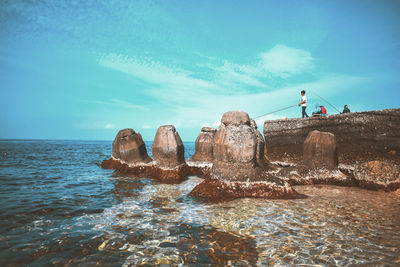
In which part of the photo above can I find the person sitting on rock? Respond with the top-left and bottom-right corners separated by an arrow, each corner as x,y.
342,105 -> 350,114
313,105 -> 327,116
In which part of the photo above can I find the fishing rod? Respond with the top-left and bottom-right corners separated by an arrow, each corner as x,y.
312,92 -> 342,114
253,92 -> 341,119
253,104 -> 298,119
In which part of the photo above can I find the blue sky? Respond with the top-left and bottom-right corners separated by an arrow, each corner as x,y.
1,0 -> 399,141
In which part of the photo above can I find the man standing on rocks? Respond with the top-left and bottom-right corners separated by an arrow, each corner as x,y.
298,90 -> 309,118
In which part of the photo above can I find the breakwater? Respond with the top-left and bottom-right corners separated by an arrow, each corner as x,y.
101,109 -> 400,198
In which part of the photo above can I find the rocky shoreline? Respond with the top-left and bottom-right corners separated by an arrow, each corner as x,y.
262,109 -> 400,192
263,108 -> 400,165
99,109 -> 400,202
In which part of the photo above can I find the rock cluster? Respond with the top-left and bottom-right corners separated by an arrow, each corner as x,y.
263,109 -> 400,165
268,129 -> 400,192
101,126 -> 203,183
263,109 -> 400,192
100,108 -> 400,197
190,111 -> 299,202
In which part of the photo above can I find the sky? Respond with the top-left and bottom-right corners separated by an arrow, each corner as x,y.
0,0 -> 399,141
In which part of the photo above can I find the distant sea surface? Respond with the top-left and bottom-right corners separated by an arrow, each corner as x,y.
1,139 -> 400,266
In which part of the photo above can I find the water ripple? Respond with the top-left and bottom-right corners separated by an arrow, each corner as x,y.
0,140 -> 399,266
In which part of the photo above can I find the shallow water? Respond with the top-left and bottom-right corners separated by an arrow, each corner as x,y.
0,140 -> 399,266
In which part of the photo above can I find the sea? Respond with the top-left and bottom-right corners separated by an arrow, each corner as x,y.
0,139 -> 399,266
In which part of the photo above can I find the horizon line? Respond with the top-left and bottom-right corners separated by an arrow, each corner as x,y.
0,138 -> 196,143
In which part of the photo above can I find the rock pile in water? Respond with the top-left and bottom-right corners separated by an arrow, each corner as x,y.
268,115 -> 400,192
101,126 -> 197,183
263,109 -> 400,165
99,108 -> 400,196
190,111 -> 299,202
274,130 -> 352,187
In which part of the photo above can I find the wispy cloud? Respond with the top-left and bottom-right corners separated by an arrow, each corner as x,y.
105,123 -> 116,129
258,45 -> 314,78
209,61 -> 265,90
75,121 -> 117,130
169,74 -> 367,129
96,45 -> 366,131
97,44 -> 315,99
80,98 -> 149,111
98,54 -> 215,90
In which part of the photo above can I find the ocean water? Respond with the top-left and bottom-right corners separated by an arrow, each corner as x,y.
0,140 -> 399,266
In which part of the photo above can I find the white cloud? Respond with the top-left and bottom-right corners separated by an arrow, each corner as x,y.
141,124 -> 151,129
75,121 -> 118,130
210,61 -> 265,89
105,123 -> 116,129
172,74 -> 367,128
98,53 -> 215,91
259,45 -> 314,77
97,45 -> 314,103
96,47 -> 366,133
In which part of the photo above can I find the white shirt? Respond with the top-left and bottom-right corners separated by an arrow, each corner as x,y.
301,95 -> 307,107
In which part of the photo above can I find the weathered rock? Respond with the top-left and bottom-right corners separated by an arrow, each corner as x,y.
270,158 -> 400,191
186,161 -> 212,178
190,110 -> 299,201
263,109 -> 400,165
112,128 -> 152,164
303,130 -> 338,169
261,109 -> 400,192
221,110 -> 251,126
99,158 -> 189,183
354,161 -> 400,191
274,164 -> 356,187
251,119 -> 266,167
99,157 -> 126,170
99,126 -> 204,183
190,177 -> 300,202
190,127 -> 216,162
212,111 -> 258,181
99,157 -> 209,183
152,125 -> 185,168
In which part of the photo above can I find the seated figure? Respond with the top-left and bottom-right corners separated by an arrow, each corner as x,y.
343,105 -> 350,114
312,105 -> 327,117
